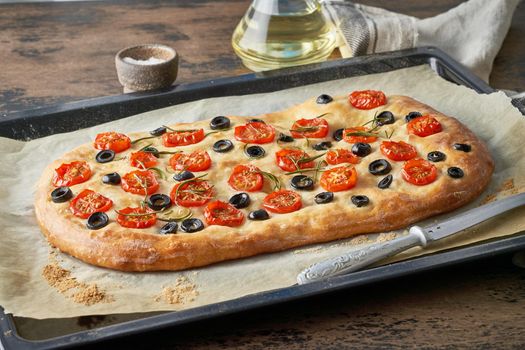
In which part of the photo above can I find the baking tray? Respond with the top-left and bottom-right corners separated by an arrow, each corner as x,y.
1,47 -> 524,349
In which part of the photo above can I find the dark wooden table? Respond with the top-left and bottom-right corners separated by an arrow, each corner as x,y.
2,0 -> 525,348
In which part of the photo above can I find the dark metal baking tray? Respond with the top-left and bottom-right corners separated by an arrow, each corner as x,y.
1,46 -> 524,349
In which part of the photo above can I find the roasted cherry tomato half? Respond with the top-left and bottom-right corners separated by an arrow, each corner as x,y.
348,90 -> 387,110
401,158 -> 438,186
169,150 -> 211,172
290,117 -> 329,139
70,189 -> 113,219
275,148 -> 315,172
228,164 -> 264,192
320,166 -> 358,192
116,206 -> 157,229
130,151 -> 158,169
93,132 -> 131,153
121,170 -> 159,195
326,149 -> 359,165
170,179 -> 214,207
52,161 -> 91,187
263,190 -> 302,214
162,129 -> 205,147
407,115 -> 442,137
380,141 -> 417,161
343,126 -> 378,144
204,200 -> 245,227
234,121 -> 275,144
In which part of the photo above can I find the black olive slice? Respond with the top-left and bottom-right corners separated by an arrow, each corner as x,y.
352,142 -> 372,157
146,194 -> 172,211
150,126 -> 167,136
453,143 -> 471,152
51,186 -> 73,203
351,195 -> 370,208
405,111 -> 422,122
369,159 -> 392,175
427,151 -> 446,162
376,111 -> 395,125
314,191 -> 334,204
180,218 -> 204,233
333,128 -> 344,141
210,116 -> 231,130
142,146 -> 160,158
316,94 -> 333,104
245,145 -> 265,158
290,175 -> 314,191
312,141 -> 332,151
229,193 -> 251,209
249,118 -> 265,123
102,172 -> 121,185
248,209 -> 270,221
213,139 -> 234,153
86,212 -> 109,230
448,167 -> 464,178
95,149 -> 115,163
378,174 -> 393,189
173,170 -> 195,182
160,222 -> 178,234
278,133 -> 294,143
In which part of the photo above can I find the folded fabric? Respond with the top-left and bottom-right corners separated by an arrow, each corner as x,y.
321,0 -> 521,82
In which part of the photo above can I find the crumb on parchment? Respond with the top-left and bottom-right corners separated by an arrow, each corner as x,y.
481,178 -> 517,204
42,252 -> 114,306
155,276 -> 199,305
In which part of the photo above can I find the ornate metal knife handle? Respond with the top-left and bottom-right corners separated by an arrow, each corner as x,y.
297,227 -> 428,284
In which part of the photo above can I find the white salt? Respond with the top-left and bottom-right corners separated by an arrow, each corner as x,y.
122,57 -> 166,65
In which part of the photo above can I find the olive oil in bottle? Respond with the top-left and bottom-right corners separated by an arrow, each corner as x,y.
232,0 -> 336,71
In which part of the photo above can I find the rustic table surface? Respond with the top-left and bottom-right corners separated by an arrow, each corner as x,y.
1,0 -> 524,348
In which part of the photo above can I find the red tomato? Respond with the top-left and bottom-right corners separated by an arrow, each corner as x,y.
204,200 -> 244,227
228,164 -> 264,192
326,149 -> 359,165
52,161 -> 91,187
343,126 -> 378,144
263,190 -> 302,214
234,121 -> 275,144
290,117 -> 329,138
94,132 -> 131,153
407,115 -> 442,137
130,151 -> 158,169
121,170 -> 159,195
70,189 -> 113,219
169,150 -> 211,172
116,206 -> 157,229
275,148 -> 315,172
401,158 -> 438,186
320,166 -> 358,192
170,179 -> 214,207
380,141 -> 417,161
348,90 -> 387,110
162,129 -> 205,147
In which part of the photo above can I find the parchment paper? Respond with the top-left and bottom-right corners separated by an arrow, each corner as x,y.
1,65 -> 524,319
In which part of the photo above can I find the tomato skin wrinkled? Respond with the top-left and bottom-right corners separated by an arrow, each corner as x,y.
116,206 -> 157,229
234,122 -> 275,144
94,132 -> 131,153
290,117 -> 329,139
343,126 -> 378,144
228,165 -> 264,192
263,190 -> 302,214
169,150 -> 211,172
204,200 -> 244,227
320,166 -> 358,192
70,189 -> 113,219
275,149 -> 314,172
348,90 -> 387,110
407,116 -> 442,137
401,158 -> 438,186
162,129 -> 205,147
380,141 -> 417,161
121,170 -> 159,195
52,161 -> 92,187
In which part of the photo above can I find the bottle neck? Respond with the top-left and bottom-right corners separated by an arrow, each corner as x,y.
251,0 -> 319,16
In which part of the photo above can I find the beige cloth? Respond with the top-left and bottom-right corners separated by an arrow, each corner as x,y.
322,0 -> 522,82
0,65 -> 524,319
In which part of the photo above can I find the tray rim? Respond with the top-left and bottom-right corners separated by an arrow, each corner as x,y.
1,46 -> 522,349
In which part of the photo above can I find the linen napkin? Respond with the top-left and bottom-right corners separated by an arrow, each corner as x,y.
321,0 -> 521,82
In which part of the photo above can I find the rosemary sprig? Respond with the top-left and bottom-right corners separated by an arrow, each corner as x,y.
148,167 -> 167,180
384,128 -> 395,139
205,130 -> 222,137
157,207 -> 193,222
314,160 -> 328,182
297,152 -> 326,164
173,173 -> 210,205
259,171 -> 281,191
162,125 -> 199,133
284,167 -> 325,176
345,131 -> 379,138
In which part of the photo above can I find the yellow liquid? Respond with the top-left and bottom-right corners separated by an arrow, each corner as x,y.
232,0 -> 336,71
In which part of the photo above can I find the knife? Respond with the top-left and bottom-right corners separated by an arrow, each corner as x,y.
297,192 -> 525,285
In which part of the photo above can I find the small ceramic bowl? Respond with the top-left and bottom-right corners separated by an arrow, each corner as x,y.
115,44 -> 179,92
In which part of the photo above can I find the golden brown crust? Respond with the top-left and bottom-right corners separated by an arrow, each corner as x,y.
34,95 -> 494,271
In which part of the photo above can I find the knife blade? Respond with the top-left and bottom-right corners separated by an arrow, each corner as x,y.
297,192 -> 525,285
